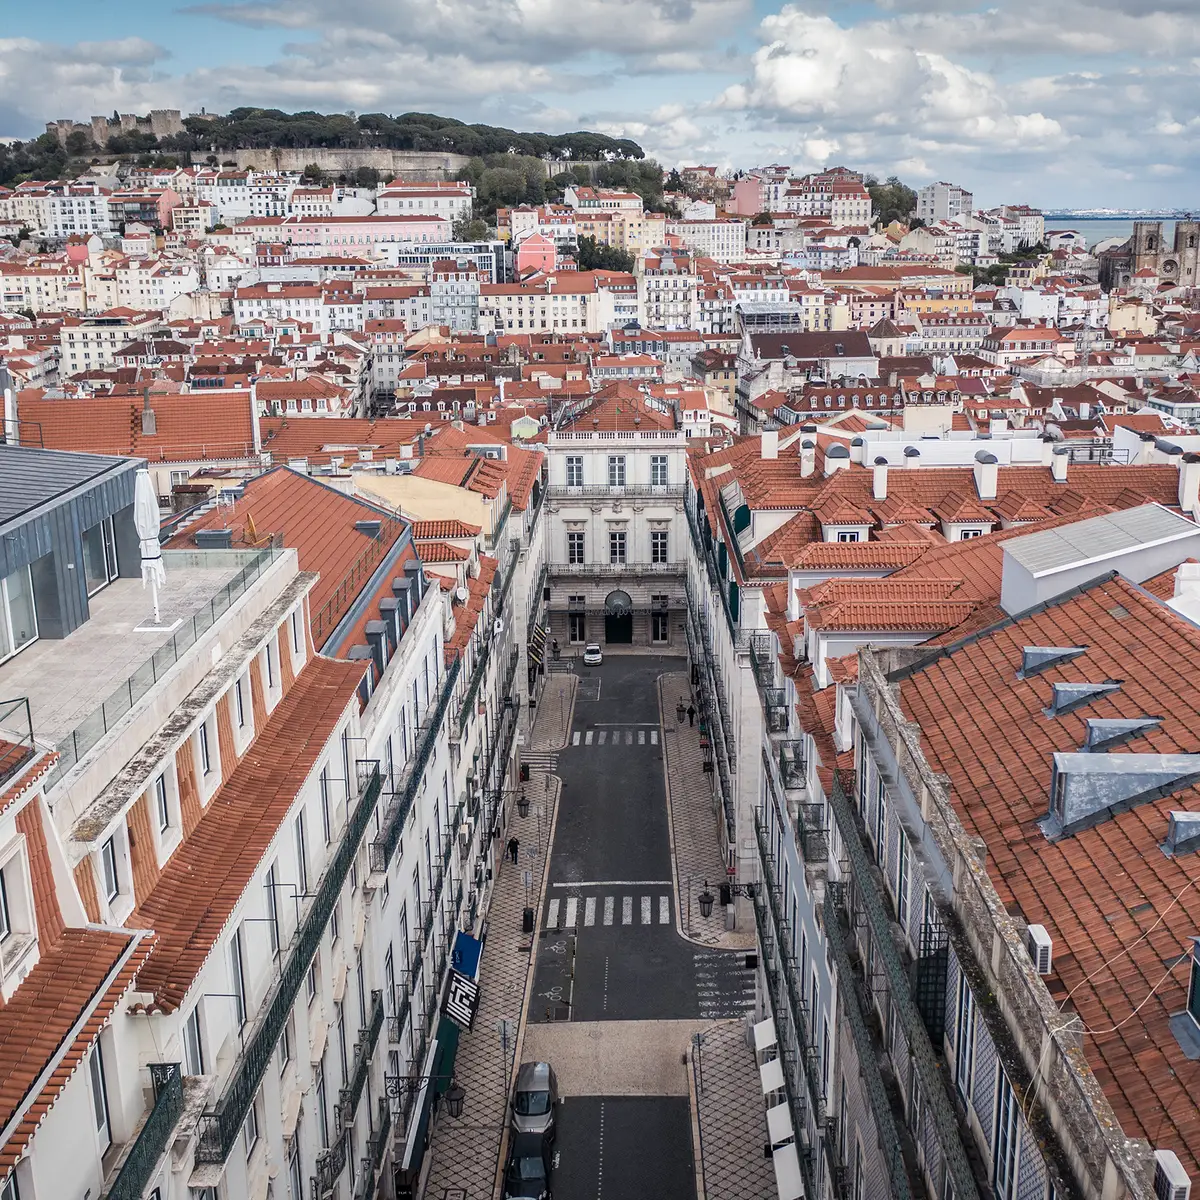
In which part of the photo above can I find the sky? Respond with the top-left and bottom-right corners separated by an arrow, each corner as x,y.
2,0 -> 1198,209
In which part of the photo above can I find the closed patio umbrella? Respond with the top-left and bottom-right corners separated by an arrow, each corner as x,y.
134,468 -> 165,623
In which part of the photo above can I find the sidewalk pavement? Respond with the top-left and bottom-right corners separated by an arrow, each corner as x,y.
659,672 -> 755,951
691,1020 -> 777,1200
420,674 -> 577,1200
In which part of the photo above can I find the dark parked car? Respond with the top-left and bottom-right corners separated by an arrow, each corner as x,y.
512,1061 -> 558,1137
504,1129 -> 553,1199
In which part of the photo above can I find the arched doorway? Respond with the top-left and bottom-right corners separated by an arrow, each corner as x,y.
604,589 -> 633,644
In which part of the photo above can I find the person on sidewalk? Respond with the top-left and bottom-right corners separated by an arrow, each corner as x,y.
687,703 -> 696,727
507,836 -> 520,864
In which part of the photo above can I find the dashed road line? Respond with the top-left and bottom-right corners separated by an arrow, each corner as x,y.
546,898 -> 560,926
659,895 -> 670,924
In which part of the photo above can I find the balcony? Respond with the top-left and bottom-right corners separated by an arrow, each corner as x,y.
825,775 -> 977,1200
339,990 -> 385,1129
369,656 -> 461,875
548,483 -> 685,501
551,560 -> 686,577
195,763 -> 383,1167
103,1064 -> 184,1200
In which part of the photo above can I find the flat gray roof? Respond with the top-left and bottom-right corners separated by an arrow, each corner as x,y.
1003,504 -> 1199,576
0,444 -> 138,527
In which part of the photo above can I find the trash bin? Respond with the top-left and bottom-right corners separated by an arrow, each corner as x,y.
522,907 -> 535,933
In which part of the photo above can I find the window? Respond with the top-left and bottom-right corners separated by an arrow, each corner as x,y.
874,780 -> 887,857
154,773 -> 170,832
265,640 -> 276,690
234,678 -> 246,728
609,531 -> 626,565
0,870 -> 9,943
955,974 -> 976,1104
266,863 -> 281,955
960,528 -> 983,540
183,1005 -> 204,1075
199,722 -> 212,775
315,1059 -> 330,1148
81,516 -> 119,596
607,455 -> 626,487
320,767 -> 332,844
853,1141 -> 864,1200
652,611 -> 669,643
89,1041 -> 111,1153
0,566 -> 38,663
896,829 -> 910,931
836,530 -> 860,543
330,898 -> 341,945
295,810 -> 309,894
568,612 -> 586,643
243,1093 -> 260,1159
335,1001 -> 348,1083
101,835 -> 120,902
291,608 -> 302,653
288,1133 -> 303,1199
650,455 -> 668,487
231,925 -> 248,1027
566,456 -> 583,486
651,531 -> 668,564
568,531 -> 585,564
280,1011 -> 294,1075
993,1070 -> 1019,1199
1187,941 -> 1200,1027
307,954 -> 319,1005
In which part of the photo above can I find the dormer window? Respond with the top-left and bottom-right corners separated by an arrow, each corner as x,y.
1188,940 -> 1200,1029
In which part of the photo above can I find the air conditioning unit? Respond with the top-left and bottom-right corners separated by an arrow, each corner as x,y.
1155,1150 -> 1191,1200
458,819 -> 473,849
1026,924 -> 1053,975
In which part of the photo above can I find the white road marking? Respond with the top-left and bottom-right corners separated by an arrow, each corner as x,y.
659,896 -> 670,924
641,896 -> 651,924
650,730 -> 658,744
546,899 -> 560,926
551,880 -> 671,888
603,896 -> 614,925
625,730 -> 633,745
638,730 -> 645,745
565,897 -> 578,927
598,730 -> 607,745
572,731 -> 581,745
585,730 -> 594,745
622,896 -> 633,925
585,897 -> 596,926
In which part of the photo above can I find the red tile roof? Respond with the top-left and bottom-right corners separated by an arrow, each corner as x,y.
0,928 -> 152,1172
411,519 -> 481,540
895,575 -> 1200,1175
16,388 -> 256,461
559,384 -> 677,434
129,656 -> 365,1013
165,467 -> 406,648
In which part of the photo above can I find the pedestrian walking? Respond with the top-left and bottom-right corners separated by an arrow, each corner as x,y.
687,703 -> 696,727
507,836 -> 520,864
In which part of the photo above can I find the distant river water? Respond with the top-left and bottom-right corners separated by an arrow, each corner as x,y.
1043,217 -> 1176,249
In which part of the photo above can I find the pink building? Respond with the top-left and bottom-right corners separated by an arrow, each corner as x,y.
515,233 -> 557,276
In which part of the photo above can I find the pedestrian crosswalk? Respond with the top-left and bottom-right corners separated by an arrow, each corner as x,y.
544,890 -> 674,930
571,726 -> 659,747
521,751 -> 559,771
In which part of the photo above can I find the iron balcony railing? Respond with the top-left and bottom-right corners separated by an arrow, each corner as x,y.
824,881 -> 914,1200
551,560 -> 686,576
762,747 -> 827,867
485,498 -> 513,552
826,776 -> 979,1200
547,482 -> 685,500
196,763 -> 383,1166
526,561 -> 549,641
370,656 -> 461,874
458,547 -> 521,727
103,1063 -> 183,1200
339,990 -> 384,1129
388,983 -> 412,1045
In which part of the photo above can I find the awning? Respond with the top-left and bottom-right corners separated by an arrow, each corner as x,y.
759,1057 -> 785,1095
753,1016 -> 778,1053
766,1101 -> 793,1148
773,1142 -> 805,1200
528,623 -> 547,666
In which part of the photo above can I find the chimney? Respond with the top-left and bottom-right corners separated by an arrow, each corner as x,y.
1179,452 -> 1200,515
799,439 -> 816,478
761,429 -> 778,460
872,456 -> 888,500
824,444 -> 850,476
3,384 -> 16,443
141,386 -> 157,436
250,381 -> 261,454
973,450 -> 998,500
1078,400 -> 1090,420
1136,431 -> 1157,465
1051,445 -> 1069,482
889,370 -> 898,388
904,445 -> 921,468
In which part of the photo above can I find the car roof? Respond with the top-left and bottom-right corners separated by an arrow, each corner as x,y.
511,1130 -> 547,1155
516,1061 -> 552,1090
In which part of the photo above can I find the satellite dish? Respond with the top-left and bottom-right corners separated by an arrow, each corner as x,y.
493,618 -> 505,634
454,585 -> 469,603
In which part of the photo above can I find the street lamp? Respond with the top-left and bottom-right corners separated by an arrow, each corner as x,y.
676,699 -> 687,724
517,791 -> 530,819
445,1081 -> 466,1119
384,1073 -> 466,1119
698,882 -> 715,919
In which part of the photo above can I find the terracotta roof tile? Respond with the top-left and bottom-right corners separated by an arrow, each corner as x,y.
410,519 -> 481,540
128,656 -> 365,1012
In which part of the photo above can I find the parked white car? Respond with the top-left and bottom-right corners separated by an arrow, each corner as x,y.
582,643 -> 603,665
